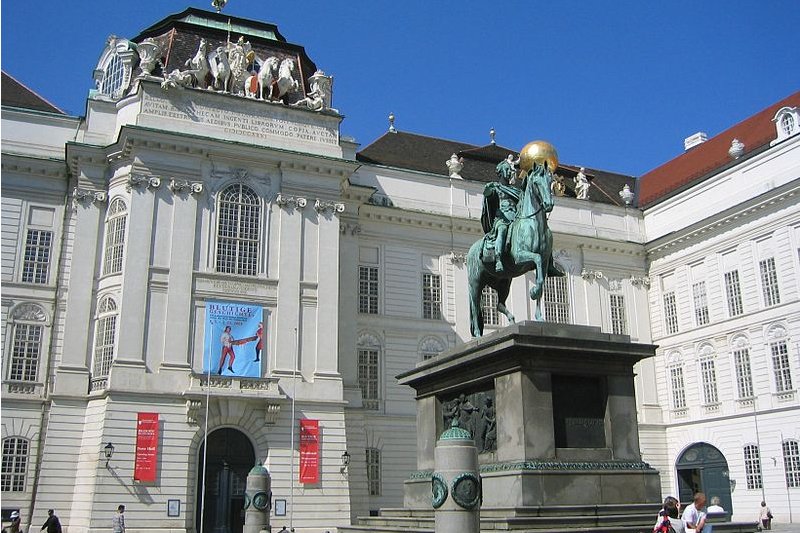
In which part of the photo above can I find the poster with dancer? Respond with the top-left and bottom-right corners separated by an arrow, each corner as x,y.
203,301 -> 264,377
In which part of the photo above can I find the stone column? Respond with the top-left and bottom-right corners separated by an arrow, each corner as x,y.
433,426 -> 481,533
243,464 -> 271,533
54,190 -> 105,395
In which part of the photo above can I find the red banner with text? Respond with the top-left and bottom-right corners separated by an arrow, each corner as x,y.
134,412 -> 159,482
299,419 -> 319,484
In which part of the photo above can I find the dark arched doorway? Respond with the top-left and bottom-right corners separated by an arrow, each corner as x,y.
196,428 -> 256,533
676,442 -> 732,516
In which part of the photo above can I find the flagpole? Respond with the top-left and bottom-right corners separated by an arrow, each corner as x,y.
289,327 -> 298,531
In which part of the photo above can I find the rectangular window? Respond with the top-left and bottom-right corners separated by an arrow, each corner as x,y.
744,445 -> 763,490
734,348 -> 754,399
422,273 -> 442,320
700,358 -> 719,404
663,291 -> 679,335
21,229 -> 52,284
1,438 -> 28,492
759,257 -> 781,307
358,349 -> 379,410
481,286 -> 499,326
692,281 -> 710,326
358,266 -> 379,314
609,294 -> 627,335
366,447 -> 381,496
724,270 -> 744,317
771,341 -> 793,393
670,366 -> 686,410
9,323 -> 42,382
783,440 -> 800,488
543,276 -> 570,324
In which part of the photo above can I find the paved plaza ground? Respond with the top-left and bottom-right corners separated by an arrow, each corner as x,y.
762,524 -> 800,532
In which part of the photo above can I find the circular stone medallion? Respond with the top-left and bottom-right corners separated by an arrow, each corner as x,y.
451,472 -> 481,510
431,472 -> 448,509
252,490 -> 271,511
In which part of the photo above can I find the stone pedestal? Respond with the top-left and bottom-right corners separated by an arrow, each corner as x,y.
243,464 -> 271,533
433,427 -> 480,533
398,322 -> 661,510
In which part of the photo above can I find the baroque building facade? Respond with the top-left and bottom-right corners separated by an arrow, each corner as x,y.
1,7 -> 798,533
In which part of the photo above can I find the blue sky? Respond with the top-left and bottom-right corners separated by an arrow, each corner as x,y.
2,1 -> 798,176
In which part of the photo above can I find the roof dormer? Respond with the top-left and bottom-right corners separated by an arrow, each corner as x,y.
771,105 -> 799,146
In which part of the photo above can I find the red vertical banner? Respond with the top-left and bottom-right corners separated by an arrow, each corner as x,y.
299,419 -> 319,484
134,412 -> 159,482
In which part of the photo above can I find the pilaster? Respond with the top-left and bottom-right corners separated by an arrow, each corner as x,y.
274,194 -> 306,373
314,199 -> 344,377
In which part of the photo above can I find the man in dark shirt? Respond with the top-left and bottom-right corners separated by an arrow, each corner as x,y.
41,510 -> 61,533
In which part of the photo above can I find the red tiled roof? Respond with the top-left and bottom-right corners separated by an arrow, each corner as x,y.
639,91 -> 800,207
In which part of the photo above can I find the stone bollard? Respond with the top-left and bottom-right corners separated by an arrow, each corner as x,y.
432,425 -> 481,533
243,463 -> 272,533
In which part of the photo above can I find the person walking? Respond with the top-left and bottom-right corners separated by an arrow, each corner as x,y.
2,512 -> 21,533
759,501 -> 772,530
41,510 -> 61,533
111,505 -> 125,533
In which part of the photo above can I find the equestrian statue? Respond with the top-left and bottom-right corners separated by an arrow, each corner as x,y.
466,140 -> 564,337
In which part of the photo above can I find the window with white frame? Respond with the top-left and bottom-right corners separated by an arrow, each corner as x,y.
669,365 -> 687,410
420,337 -> 445,361
359,266 -> 379,314
366,447 -> 381,496
759,257 -> 781,307
357,333 -> 381,410
543,276 -> 570,324
724,270 -> 744,317
609,293 -> 627,335
733,345 -> 754,399
103,198 -> 127,275
770,340 -> 793,393
422,273 -> 442,320
92,296 -> 118,380
663,292 -> 679,335
21,229 -> 52,284
783,440 -> 800,488
699,352 -> 719,405
1,437 -> 29,492
8,322 -> 42,382
692,281 -> 710,326
216,184 -> 260,276
100,54 -> 125,96
481,286 -> 499,326
782,114 -> 796,136
773,106 -> 800,143
743,444 -> 763,490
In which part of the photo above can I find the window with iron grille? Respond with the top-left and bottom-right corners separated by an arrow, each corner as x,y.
692,281 -> 709,326
543,276 -> 570,324
743,444 -> 763,490
734,348 -> 754,399
366,447 -> 381,496
1,437 -> 28,492
103,198 -> 127,275
358,349 -> 379,410
670,366 -> 687,410
92,297 -> 118,379
422,273 -> 442,320
783,440 -> 800,488
8,323 -> 42,382
759,257 -> 781,307
724,270 -> 744,316
359,266 -> 379,314
481,286 -> 499,326
700,357 -> 719,405
771,341 -> 793,393
663,291 -> 679,335
22,230 -> 52,284
609,294 -> 627,335
216,184 -> 260,276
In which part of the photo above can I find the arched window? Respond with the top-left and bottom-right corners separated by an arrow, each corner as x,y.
781,113 -> 796,137
731,335 -> 754,399
667,351 -> 686,411
698,344 -> 719,405
216,184 -> 260,276
419,336 -> 445,361
100,54 -> 125,97
1,437 -> 29,492
92,296 -> 118,383
7,303 -> 47,382
103,198 -> 127,275
357,333 -> 381,411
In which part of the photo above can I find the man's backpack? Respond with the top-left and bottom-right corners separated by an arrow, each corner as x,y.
654,516 -> 676,533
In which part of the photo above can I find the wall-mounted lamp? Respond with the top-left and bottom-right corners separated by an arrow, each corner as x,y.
103,442 -> 115,468
340,450 -> 351,475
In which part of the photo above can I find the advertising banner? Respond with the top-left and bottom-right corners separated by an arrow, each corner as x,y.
203,301 -> 264,377
299,419 -> 320,484
133,412 -> 159,482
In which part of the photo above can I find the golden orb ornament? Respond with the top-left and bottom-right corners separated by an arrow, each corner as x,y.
518,140 -> 558,173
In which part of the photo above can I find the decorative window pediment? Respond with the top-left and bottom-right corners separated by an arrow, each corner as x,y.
10,302 -> 48,323
772,106 -> 800,145
419,336 -> 445,361
92,36 -> 139,99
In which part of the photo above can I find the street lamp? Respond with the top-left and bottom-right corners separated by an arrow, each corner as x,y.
340,450 -> 351,475
103,442 -> 115,468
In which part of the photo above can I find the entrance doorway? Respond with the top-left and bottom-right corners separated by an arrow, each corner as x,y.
676,442 -> 733,516
196,428 -> 256,533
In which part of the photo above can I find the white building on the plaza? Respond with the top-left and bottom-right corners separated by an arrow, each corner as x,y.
1,7 -> 798,532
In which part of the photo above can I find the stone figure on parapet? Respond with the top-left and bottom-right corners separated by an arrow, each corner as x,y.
574,167 -> 590,199
466,141 -> 564,336
292,70 -> 336,113
446,154 -> 464,178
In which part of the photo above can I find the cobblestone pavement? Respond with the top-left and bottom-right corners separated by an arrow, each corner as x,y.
764,524 -> 800,532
